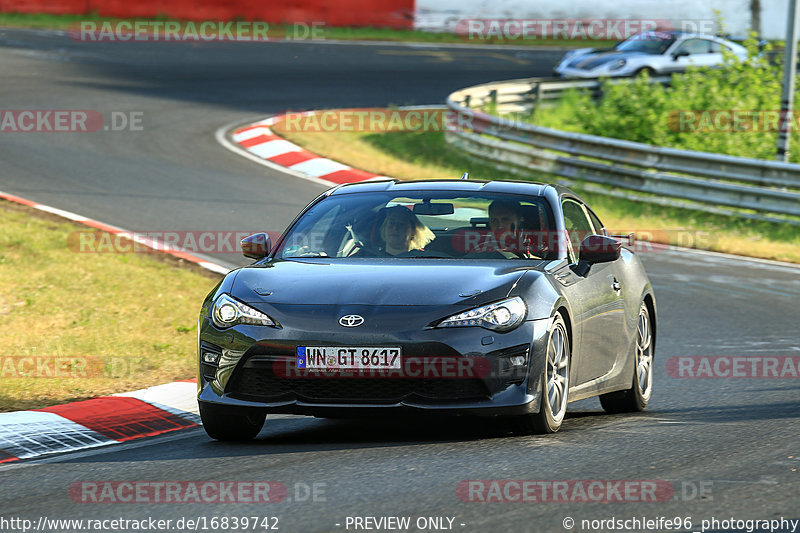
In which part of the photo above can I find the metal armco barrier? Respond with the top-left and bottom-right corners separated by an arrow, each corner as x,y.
445,77 -> 800,223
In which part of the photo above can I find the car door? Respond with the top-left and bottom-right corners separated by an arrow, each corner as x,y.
561,198 -> 626,385
666,38 -> 722,72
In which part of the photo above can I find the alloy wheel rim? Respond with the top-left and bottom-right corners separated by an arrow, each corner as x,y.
636,305 -> 653,400
546,322 -> 569,422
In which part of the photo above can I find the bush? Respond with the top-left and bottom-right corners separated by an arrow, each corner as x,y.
524,37 -> 800,162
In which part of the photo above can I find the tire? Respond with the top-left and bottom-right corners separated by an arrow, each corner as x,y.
514,313 -> 571,434
600,302 -> 654,413
634,67 -> 656,77
199,402 -> 266,441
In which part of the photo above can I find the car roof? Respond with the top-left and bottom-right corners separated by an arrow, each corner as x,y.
328,178 -> 554,197
641,30 -> 729,41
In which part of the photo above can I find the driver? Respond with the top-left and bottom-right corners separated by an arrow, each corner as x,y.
488,200 -> 543,258
488,200 -> 522,251
380,206 -> 435,255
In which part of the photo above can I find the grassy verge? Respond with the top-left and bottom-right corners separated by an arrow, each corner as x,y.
0,12 -> 613,47
280,127 -> 800,263
0,199 -> 221,412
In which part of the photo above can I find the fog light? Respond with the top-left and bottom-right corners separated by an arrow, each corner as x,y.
509,356 -> 526,366
202,351 -> 221,364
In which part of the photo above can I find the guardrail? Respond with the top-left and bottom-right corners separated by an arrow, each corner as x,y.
445,77 -> 800,224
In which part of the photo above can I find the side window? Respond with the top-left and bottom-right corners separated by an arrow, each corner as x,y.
561,199 -> 593,262
587,208 -> 606,235
710,41 -> 731,53
675,38 -> 712,55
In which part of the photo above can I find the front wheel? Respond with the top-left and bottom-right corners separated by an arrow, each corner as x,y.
634,67 -> 656,77
515,313 -> 570,434
199,402 -> 266,441
600,302 -> 654,413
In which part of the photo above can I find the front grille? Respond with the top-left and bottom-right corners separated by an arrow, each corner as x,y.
226,358 -> 490,403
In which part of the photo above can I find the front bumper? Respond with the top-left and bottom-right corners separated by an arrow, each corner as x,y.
554,66 -> 627,78
197,315 -> 553,418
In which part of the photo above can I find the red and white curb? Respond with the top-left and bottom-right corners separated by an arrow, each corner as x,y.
218,111 -> 398,187
0,190 -> 235,463
0,380 -> 200,463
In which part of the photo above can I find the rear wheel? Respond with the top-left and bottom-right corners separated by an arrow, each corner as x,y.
515,314 -> 570,434
600,302 -> 654,413
199,402 -> 266,441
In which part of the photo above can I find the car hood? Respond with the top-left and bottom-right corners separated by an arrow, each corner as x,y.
231,259 -> 537,307
568,50 -> 643,70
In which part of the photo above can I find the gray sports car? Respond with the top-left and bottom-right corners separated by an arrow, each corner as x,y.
197,179 -> 656,439
554,30 -> 747,78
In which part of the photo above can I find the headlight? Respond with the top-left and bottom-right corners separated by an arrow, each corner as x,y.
437,297 -> 526,332
609,59 -> 627,70
212,294 -> 279,328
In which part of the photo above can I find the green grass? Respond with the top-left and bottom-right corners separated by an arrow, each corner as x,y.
0,200 -> 221,412
0,11 -> 616,47
280,127 -> 800,263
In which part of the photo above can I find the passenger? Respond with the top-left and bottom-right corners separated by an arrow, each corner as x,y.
380,206 -> 435,255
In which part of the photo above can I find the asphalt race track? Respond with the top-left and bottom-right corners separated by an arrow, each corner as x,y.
1,28 -> 799,533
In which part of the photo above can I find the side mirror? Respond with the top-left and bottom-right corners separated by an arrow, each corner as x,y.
241,233 -> 271,259
672,50 -> 690,61
579,235 -> 621,264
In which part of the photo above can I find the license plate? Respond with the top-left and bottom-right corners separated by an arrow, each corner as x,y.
296,346 -> 401,370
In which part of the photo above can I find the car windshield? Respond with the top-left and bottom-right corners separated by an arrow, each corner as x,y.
615,31 -> 677,54
275,190 -> 558,260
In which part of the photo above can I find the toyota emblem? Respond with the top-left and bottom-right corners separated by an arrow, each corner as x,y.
339,314 -> 365,327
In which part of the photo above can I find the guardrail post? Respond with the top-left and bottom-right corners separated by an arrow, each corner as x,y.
489,89 -> 497,111
593,82 -> 604,102
531,82 -> 544,120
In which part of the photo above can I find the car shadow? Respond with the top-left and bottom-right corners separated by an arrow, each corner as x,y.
207,409 -> 614,451
58,407 -> 647,465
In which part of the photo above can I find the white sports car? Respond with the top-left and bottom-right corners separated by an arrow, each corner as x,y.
554,30 -> 748,78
